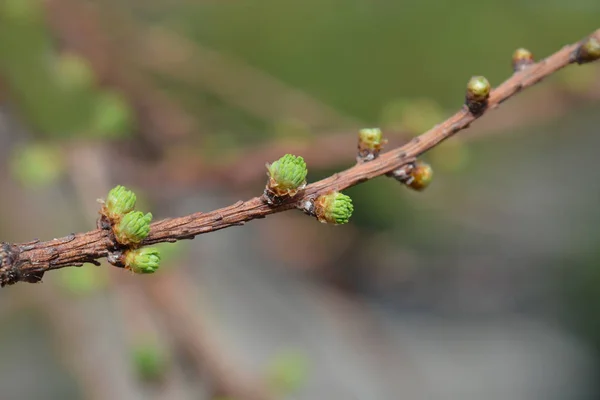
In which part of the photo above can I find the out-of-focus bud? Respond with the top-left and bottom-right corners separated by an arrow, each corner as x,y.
512,48 -> 534,71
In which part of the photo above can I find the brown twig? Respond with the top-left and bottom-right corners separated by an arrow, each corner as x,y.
1,29 -> 598,286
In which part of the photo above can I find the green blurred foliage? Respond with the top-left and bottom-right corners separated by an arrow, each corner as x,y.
265,349 -> 310,396
0,0 -> 135,139
554,63 -> 600,94
54,52 -> 96,93
9,142 -> 66,188
131,336 -> 169,382
89,90 -> 135,139
55,266 -> 110,297
380,98 -> 447,134
427,138 -> 471,173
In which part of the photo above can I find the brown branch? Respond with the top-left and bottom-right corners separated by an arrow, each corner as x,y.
1,29 -> 598,287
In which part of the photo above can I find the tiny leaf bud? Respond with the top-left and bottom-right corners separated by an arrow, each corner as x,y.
103,185 -> 137,221
575,36 -> 600,64
314,192 -> 354,225
265,154 -> 308,204
512,48 -> 534,71
114,211 -> 152,245
395,161 -> 433,191
465,76 -> 491,115
357,128 -> 387,161
124,247 -> 161,274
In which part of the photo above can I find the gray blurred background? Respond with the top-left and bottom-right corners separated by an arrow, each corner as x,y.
0,0 -> 599,399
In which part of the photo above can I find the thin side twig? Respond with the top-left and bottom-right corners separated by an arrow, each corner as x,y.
1,29 -> 598,286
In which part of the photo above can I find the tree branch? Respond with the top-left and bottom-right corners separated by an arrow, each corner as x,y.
2,29 -> 598,287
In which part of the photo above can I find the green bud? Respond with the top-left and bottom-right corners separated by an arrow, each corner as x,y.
465,76 -> 491,114
114,211 -> 152,245
575,36 -> 600,64
512,48 -> 534,71
314,192 -> 354,225
357,128 -> 386,161
125,247 -> 161,274
266,154 -> 308,199
104,185 -> 137,221
358,128 -> 384,150
57,267 -> 109,296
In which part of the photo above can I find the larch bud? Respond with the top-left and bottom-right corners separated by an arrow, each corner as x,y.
124,247 -> 161,274
357,128 -> 386,161
405,160 -> 433,191
465,76 -> 491,115
512,48 -> 534,71
114,211 -> 152,245
575,36 -> 600,64
103,185 -> 137,221
314,192 -> 354,225
265,154 -> 308,204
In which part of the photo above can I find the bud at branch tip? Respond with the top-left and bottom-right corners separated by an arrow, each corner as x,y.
575,35 -> 600,64
102,185 -> 137,221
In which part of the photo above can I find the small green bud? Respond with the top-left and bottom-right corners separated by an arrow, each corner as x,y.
512,48 -> 534,71
103,185 -> 137,221
357,128 -> 387,161
125,247 -> 161,274
314,192 -> 354,225
265,154 -> 308,201
575,35 -> 600,64
465,76 -> 491,115
114,211 -> 152,245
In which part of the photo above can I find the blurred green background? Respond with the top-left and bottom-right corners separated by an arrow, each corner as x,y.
0,0 -> 599,399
